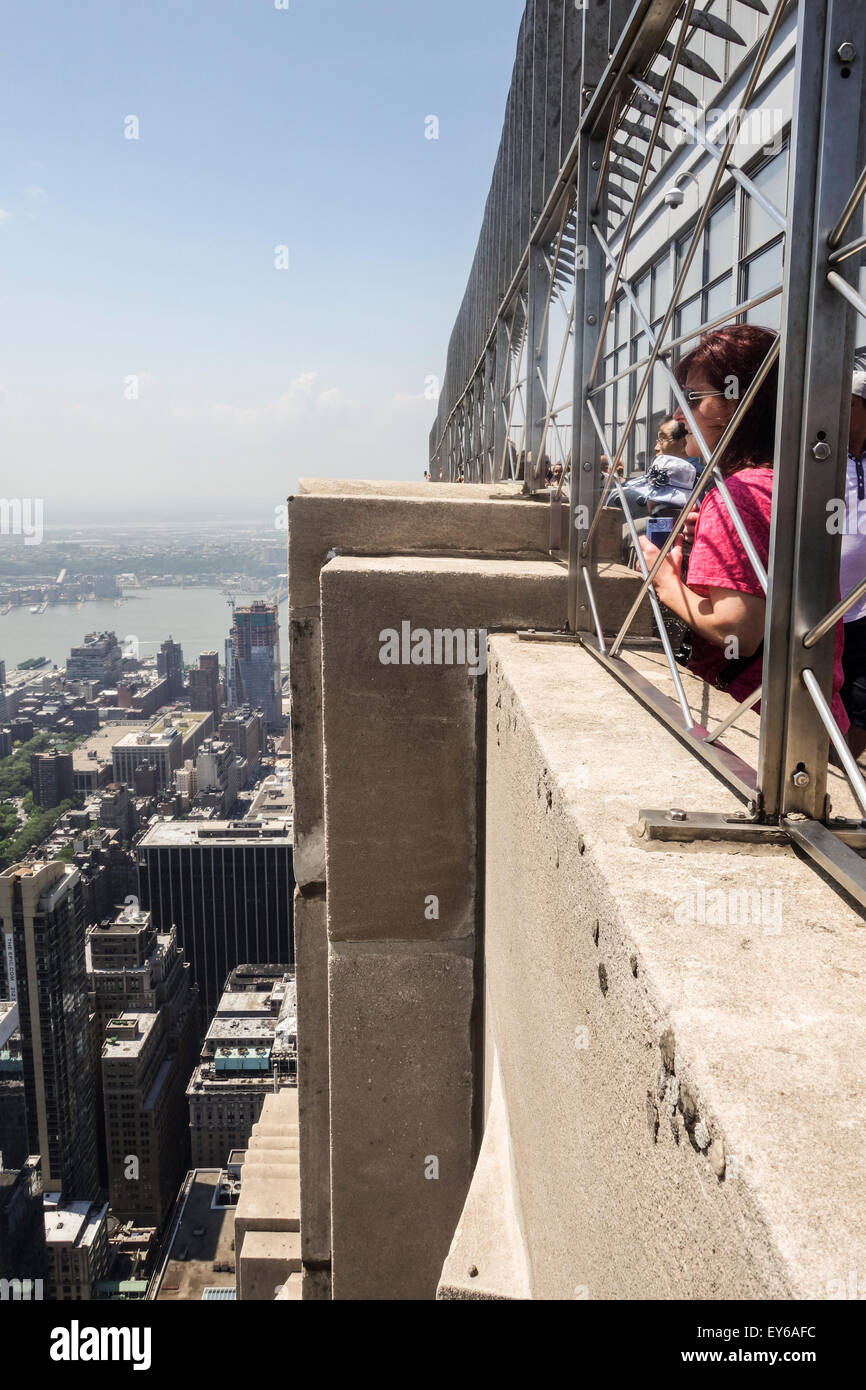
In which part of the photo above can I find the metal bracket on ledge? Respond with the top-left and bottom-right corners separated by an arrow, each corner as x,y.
637,808 -> 866,850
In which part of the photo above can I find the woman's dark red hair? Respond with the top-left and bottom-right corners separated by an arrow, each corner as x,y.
674,324 -> 779,475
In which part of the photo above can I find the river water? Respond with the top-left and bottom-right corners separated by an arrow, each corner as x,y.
0,588 -> 288,673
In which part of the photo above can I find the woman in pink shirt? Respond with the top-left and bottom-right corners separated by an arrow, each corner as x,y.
638,324 -> 849,733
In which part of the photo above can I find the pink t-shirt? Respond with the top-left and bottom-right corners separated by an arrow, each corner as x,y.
686,467 -> 850,732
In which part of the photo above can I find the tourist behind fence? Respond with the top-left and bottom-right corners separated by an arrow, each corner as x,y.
840,372 -> 866,757
654,414 -> 690,460
638,324 -> 849,730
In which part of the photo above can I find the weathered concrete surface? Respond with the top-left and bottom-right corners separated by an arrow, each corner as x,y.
320,555 -> 567,942
236,1090 -> 302,1299
437,1050 -> 531,1300
328,943 -> 475,1301
288,482 -> 571,891
294,889 -> 330,1277
237,1231 -> 302,1301
484,635 -> 866,1299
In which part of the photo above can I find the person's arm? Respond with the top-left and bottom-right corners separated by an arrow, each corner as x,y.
638,534 -> 765,654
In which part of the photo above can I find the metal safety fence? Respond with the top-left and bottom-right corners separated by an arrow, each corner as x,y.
431,0 -> 866,910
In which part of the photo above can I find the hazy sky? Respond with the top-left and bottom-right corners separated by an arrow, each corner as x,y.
0,0 -> 525,519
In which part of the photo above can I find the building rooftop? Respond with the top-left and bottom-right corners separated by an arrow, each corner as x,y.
151,1170 -> 236,1301
215,990 -> 273,1016
102,1011 -> 157,1059
246,771 -> 294,822
205,1017 -> 277,1044
138,819 -> 291,847
73,723 -> 146,772
113,726 -> 180,752
44,1197 -> 108,1248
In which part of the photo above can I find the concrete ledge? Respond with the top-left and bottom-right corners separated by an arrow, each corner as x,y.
238,1231 -> 302,1301
288,484 -> 571,891
484,634 -> 866,1299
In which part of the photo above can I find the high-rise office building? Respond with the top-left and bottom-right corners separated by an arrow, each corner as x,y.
0,862 -> 100,1200
86,903 -> 198,1196
157,638 -> 185,700
226,602 -> 281,731
187,966 -> 297,1168
219,707 -> 266,773
66,632 -> 122,691
44,1195 -> 109,1300
0,1003 -> 28,1172
194,739 -> 239,816
0,728 -> 12,759
137,820 -> 294,1027
29,751 -> 74,808
0,1155 -> 47,1287
101,1008 -> 195,1227
188,652 -> 221,723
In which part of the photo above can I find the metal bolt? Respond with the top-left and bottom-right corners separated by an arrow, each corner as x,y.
791,770 -> 811,788
812,441 -> 831,460
582,461 -> 593,471
666,807 -> 687,822
837,42 -> 857,63
591,160 -> 600,170
586,314 -> 597,325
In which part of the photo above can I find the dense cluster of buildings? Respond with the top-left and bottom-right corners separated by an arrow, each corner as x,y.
0,603 -> 295,1300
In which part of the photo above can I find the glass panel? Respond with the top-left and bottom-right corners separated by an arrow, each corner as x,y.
744,241 -> 784,329
705,274 -> 733,325
675,295 -> 703,350
635,273 -> 651,327
707,199 -> 735,281
653,254 -> 672,320
745,148 -> 789,254
614,293 -> 628,347
678,231 -> 704,300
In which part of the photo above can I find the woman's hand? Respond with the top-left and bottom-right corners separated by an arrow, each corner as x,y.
683,508 -> 700,544
638,533 -> 684,599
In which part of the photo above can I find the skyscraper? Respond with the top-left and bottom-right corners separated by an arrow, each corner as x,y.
226,602 -> 282,731
188,651 -> 221,723
29,751 -> 74,808
66,632 -> 122,691
137,820 -> 294,1027
0,862 -> 99,1200
86,904 -> 199,1198
157,638 -> 185,700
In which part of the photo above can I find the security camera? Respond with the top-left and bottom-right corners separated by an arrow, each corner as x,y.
664,184 -> 685,208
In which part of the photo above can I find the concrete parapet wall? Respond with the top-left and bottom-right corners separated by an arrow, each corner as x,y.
288,483 -> 576,1297
288,480 -> 570,889
481,634 -> 866,1299
320,551 -> 570,1299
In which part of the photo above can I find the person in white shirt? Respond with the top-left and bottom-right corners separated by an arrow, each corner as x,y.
840,371 -> 866,757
